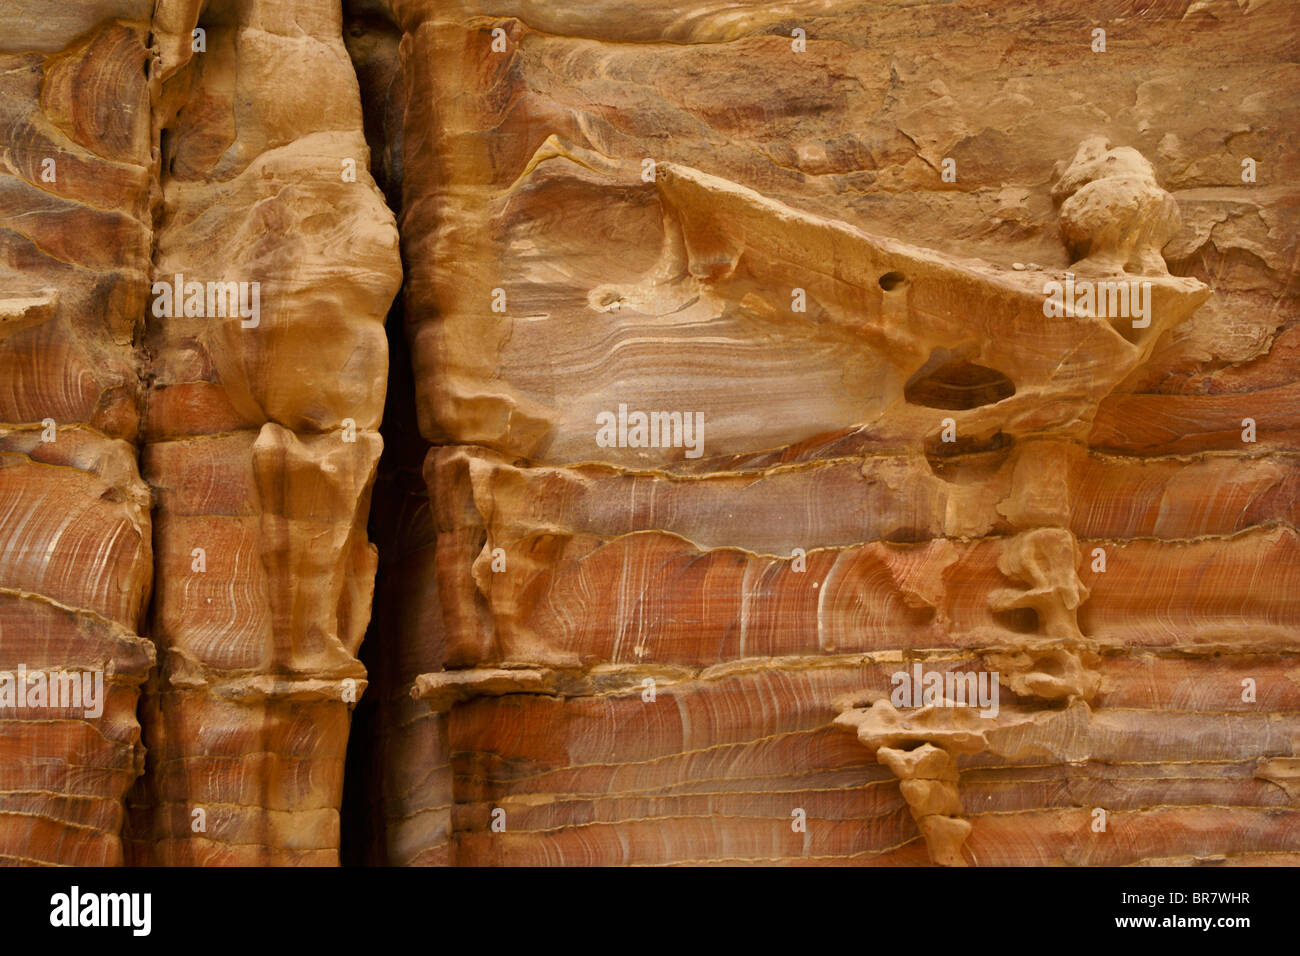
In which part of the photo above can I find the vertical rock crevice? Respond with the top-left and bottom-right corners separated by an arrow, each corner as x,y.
339,0 -> 449,866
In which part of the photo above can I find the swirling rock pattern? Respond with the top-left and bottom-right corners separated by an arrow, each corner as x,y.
0,0 -> 1297,868
125,0 -> 400,865
0,0 -> 399,866
376,0 -> 1299,866
0,7 -> 155,866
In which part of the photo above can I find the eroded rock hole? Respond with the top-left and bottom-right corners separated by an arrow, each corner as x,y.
993,607 -> 1040,634
905,351 -> 1016,410
878,271 -> 907,291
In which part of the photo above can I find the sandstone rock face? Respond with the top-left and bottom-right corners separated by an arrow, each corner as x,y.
126,0 -> 400,866
0,0 -> 1296,868
1,5 -> 156,866
1,0 -> 399,865
377,0 -> 1299,866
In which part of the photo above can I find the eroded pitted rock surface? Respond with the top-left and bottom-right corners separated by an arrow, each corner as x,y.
0,0 -> 399,865
371,0 -> 1299,866
0,0 -> 1296,867
1052,135 -> 1184,276
0,2 -> 157,866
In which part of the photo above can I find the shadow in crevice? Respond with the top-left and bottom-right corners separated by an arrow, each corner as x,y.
339,3 -> 430,867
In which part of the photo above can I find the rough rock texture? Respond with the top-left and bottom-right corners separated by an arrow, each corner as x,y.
125,0 -> 401,865
368,0 -> 1299,866
1,0 -> 399,865
1,3 -> 157,865
1,0 -> 1297,868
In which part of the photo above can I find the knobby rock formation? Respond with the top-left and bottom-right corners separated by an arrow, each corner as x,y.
1,0 -> 399,865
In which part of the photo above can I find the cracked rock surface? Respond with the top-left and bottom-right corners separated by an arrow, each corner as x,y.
0,0 -> 1296,866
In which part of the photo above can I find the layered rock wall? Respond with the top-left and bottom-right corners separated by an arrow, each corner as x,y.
0,0 -> 400,865
0,0 -> 1295,867
378,0 -> 1299,865
1,3 -> 157,865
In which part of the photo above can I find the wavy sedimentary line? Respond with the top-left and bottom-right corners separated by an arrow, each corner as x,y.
0,718 -> 141,760
408,117 -> 1212,463
435,658 -> 1300,864
450,742 -> 896,794
146,839 -> 336,866
451,761 -> 895,797
390,3 -> 1300,870
426,522 -> 1297,666
430,444 -> 1299,555
453,814 -> 911,866
475,518 -> 1298,557
419,429 -> 1300,478
441,780 -> 1294,874
474,142 -> 1210,466
636,428 -> 1299,475
387,1 -> 862,45
445,762 -> 1297,808
456,521 -> 1300,555
446,794 -> 1293,837
452,804 -> 911,837
0,12 -> 157,867
441,667 -> 1300,764
1090,384 -> 1300,455
1127,852 -> 1300,867
421,460 -> 1294,858
0,502 -> 147,626
962,807 -> 1300,867
131,688 -> 356,863
126,0 -> 401,865
447,712 -> 1300,785
0,585 -> 153,640
417,647 -> 1300,705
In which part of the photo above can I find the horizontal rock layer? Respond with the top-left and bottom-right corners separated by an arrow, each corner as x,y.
0,7 -> 155,866
442,660 -> 1300,865
374,0 -> 1300,866
0,0 -> 400,865
1,0 -> 1296,868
